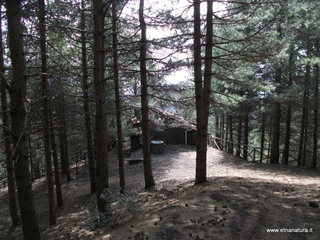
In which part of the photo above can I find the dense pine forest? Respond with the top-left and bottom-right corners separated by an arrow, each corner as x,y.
0,0 -> 319,239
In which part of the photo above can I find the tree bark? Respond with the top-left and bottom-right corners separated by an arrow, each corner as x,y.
260,112 -> 266,163
269,68 -> 281,164
93,0 -> 109,211
38,0 -> 56,225
228,115 -> 234,154
215,114 -> 221,148
0,3 -> 19,227
81,0 -> 96,193
28,133 -> 34,181
58,96 -> 71,181
221,114 -> 225,151
194,0 -> 213,184
236,116 -> 242,157
243,109 -> 249,160
6,0 -> 41,238
112,0 -> 125,189
49,107 -> 63,206
282,46 -> 294,165
298,47 -> 310,167
312,40 -> 319,168
139,0 -> 155,188
225,114 -> 229,152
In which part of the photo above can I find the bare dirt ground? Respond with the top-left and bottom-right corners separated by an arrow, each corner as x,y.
1,145 -> 320,240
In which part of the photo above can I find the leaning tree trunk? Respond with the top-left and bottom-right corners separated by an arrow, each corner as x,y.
81,0 -> 96,193
112,0 -> 125,189
0,3 -> 19,226
139,0 -> 155,188
6,0 -> 41,238
38,0 -> 56,225
312,40 -> 319,168
93,0 -> 109,211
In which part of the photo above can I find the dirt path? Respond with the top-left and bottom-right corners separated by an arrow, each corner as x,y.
1,145 -> 319,240
110,145 -> 320,188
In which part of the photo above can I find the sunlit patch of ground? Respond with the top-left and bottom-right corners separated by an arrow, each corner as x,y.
0,145 -> 319,240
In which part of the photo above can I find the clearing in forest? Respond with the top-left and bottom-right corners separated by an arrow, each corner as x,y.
1,145 -> 319,240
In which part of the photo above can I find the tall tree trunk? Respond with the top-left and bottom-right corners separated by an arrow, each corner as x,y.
260,112 -> 266,163
269,68 -> 281,164
236,116 -> 242,157
215,114 -> 221,148
38,0 -> 56,225
139,0 -> 155,188
282,46 -> 294,165
6,0 -> 41,238
112,0 -> 125,189
0,3 -> 19,227
93,0 -> 108,211
58,96 -> 70,181
298,47 -> 311,167
28,133 -> 34,181
225,114 -> 229,152
302,91 -> 309,167
312,40 -> 319,168
49,108 -> 63,206
221,114 -> 225,151
195,0 -> 213,184
243,109 -> 249,160
228,115 -> 234,154
81,0 -> 96,193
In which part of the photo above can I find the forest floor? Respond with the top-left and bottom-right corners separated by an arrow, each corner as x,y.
1,145 -> 320,240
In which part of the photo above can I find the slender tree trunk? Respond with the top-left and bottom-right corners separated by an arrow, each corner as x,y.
282,105 -> 291,165
221,114 -> 225,151
225,114 -> 229,152
28,133 -> 34,181
298,50 -> 310,167
312,41 -> 319,168
139,0 -> 155,188
58,97 -> 71,181
6,0 -> 41,238
297,91 -> 307,167
282,46 -> 294,165
93,0 -> 109,211
112,0 -> 125,189
0,4 -> 19,226
81,0 -> 96,193
228,115 -> 234,154
243,109 -> 249,160
269,68 -> 281,164
302,92 -> 309,167
38,0 -> 56,225
236,116 -> 242,157
194,0 -> 213,184
215,114 -> 221,148
260,112 -> 266,163
49,108 -> 63,206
